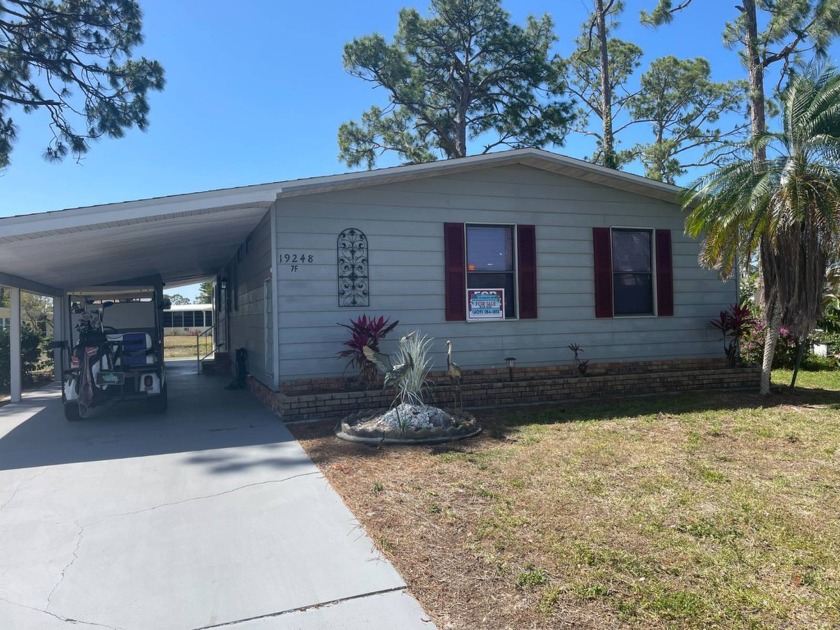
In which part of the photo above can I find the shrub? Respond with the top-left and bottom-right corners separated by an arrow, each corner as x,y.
567,343 -> 589,375
740,321 -> 806,369
0,324 -> 47,393
710,304 -> 756,366
336,314 -> 398,383
801,354 -> 834,371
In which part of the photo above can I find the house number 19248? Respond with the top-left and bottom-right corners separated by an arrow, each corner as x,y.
281,253 -> 314,264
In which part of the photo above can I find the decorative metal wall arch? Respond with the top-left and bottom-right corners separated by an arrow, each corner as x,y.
337,228 -> 369,307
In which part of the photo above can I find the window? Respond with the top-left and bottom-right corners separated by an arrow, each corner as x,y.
593,227 -> 673,318
444,223 -> 537,321
467,225 -> 516,318
612,229 -> 653,315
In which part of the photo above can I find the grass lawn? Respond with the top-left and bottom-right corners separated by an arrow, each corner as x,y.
291,372 -> 840,629
163,334 -> 213,359
773,368 -> 840,391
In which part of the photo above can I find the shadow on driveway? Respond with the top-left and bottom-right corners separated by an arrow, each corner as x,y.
0,361 -> 306,472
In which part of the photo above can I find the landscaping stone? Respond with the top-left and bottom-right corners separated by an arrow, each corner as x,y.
336,403 -> 481,445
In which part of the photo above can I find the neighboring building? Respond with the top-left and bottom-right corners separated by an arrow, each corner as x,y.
214,149 -> 736,390
0,306 -> 9,332
163,303 -> 213,335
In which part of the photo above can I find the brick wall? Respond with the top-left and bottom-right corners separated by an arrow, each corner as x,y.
248,358 -> 761,422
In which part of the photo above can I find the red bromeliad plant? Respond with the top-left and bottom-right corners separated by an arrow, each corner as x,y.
337,314 -> 399,382
710,304 -> 756,367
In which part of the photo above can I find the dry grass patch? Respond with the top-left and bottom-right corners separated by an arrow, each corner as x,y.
164,334 -> 213,359
290,379 -> 840,629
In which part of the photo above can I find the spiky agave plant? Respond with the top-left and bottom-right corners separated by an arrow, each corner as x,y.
395,332 -> 434,407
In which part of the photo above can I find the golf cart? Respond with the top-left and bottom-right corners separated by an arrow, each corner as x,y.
52,280 -> 168,420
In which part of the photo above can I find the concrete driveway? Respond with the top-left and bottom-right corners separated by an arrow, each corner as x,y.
0,361 -> 434,629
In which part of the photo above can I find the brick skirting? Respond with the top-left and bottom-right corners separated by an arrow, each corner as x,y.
247,358 -> 761,422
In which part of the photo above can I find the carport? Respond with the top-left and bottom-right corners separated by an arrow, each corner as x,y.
0,185 -> 435,628
0,182 -> 285,401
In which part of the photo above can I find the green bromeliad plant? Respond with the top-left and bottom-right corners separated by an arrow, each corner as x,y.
395,332 -> 434,406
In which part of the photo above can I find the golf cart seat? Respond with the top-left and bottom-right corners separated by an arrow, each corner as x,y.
107,332 -> 155,367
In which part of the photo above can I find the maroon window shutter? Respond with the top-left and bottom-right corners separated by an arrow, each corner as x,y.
444,223 -> 466,321
655,229 -> 674,316
517,225 -> 537,319
593,227 -> 613,318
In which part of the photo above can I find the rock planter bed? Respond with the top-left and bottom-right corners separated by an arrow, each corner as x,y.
336,402 -> 481,445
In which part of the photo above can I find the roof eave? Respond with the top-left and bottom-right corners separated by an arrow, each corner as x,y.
273,148 -> 685,204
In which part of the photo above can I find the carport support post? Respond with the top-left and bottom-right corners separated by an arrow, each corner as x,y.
52,296 -> 65,382
9,286 -> 21,402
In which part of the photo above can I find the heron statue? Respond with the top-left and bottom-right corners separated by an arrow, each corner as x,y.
446,340 -> 462,411
363,345 -> 414,390
399,331 -> 416,344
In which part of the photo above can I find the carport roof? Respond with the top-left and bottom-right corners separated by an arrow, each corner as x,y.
0,183 -> 282,296
0,148 -> 682,296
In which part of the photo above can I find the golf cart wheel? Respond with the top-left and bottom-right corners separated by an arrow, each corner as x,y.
64,403 -> 81,421
150,384 -> 168,413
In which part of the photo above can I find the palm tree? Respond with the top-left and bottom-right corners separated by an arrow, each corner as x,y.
685,63 -> 840,395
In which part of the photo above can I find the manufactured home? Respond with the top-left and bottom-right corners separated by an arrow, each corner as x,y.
0,149 -> 755,407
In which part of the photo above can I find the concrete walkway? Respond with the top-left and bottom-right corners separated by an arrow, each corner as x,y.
0,361 -> 435,629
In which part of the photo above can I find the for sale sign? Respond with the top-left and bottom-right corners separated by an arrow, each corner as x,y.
467,289 -> 504,321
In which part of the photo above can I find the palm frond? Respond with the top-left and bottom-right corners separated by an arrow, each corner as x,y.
684,62 -> 840,341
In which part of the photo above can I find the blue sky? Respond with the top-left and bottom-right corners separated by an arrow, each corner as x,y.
1,0 -> 837,297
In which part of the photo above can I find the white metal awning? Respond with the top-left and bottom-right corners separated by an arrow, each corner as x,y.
0,183 -> 284,295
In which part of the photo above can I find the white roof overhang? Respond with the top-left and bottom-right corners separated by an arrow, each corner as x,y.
0,148 -> 683,297
0,184 -> 280,296
274,148 -> 685,204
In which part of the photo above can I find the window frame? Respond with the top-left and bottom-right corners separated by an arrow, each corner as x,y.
465,222 -> 519,321
610,226 -> 656,317
593,226 -> 674,319
445,222 -> 537,322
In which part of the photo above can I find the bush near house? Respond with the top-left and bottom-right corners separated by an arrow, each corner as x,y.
336,314 -> 399,384
0,325 -> 47,393
738,321 -> 836,370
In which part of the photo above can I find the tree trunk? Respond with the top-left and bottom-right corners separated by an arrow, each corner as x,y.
595,0 -> 615,169
790,336 -> 806,388
745,0 -> 774,395
742,0 -> 767,164
454,37 -> 472,159
760,301 -> 781,395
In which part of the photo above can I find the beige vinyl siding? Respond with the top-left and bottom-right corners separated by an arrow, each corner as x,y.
274,164 -> 735,381
223,210 -> 273,385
